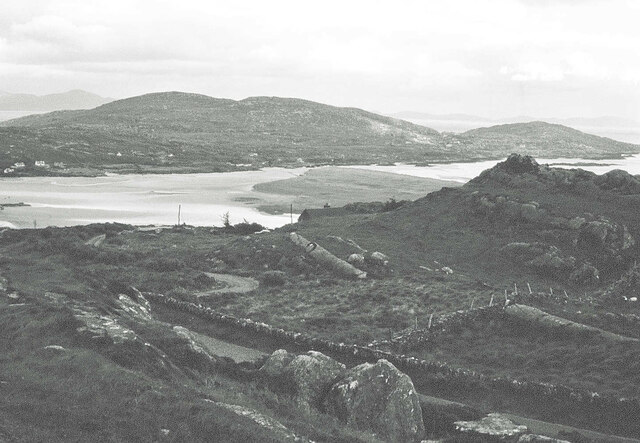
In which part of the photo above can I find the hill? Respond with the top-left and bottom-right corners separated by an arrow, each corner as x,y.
0,92 -> 638,176
452,121 -> 640,159
0,89 -> 113,111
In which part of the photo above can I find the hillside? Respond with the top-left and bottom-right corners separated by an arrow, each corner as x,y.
1,92 -> 638,176
3,157 -> 640,439
454,121 -> 639,159
0,90 -> 113,111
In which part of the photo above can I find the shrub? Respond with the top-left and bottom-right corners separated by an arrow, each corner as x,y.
261,271 -> 287,287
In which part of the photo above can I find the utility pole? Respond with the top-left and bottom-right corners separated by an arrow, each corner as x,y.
290,204 -> 293,224
177,205 -> 181,226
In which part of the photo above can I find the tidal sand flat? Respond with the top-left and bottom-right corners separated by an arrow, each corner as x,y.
251,166 -> 460,213
0,168 -> 307,229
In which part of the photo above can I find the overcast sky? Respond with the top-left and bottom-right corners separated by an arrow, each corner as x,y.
1,0 -> 639,119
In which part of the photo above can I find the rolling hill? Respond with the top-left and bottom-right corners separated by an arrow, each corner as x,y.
0,92 -> 638,176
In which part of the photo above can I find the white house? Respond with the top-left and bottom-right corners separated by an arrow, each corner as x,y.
3,168 -> 14,174
35,160 -> 47,167
13,162 -> 25,169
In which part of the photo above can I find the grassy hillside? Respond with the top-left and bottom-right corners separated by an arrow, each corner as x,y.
1,92 -> 637,176
454,121 -> 639,159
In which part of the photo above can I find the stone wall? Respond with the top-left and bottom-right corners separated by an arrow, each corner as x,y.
143,291 -> 640,436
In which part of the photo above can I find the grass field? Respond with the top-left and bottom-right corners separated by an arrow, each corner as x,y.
251,166 -> 460,213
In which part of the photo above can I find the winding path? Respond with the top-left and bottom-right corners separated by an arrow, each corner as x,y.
196,272 -> 259,297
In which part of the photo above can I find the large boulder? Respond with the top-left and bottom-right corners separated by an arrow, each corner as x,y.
287,351 -> 346,410
259,350 -> 345,410
455,413 -> 528,440
259,349 -> 295,377
325,359 -> 424,442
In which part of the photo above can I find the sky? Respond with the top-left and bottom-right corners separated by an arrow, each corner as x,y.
0,0 -> 639,119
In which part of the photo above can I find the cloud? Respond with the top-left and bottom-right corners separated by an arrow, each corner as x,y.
0,0 -> 637,119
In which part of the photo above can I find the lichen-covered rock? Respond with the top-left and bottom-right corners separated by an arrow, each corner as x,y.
369,251 -> 389,266
287,351 -> 346,410
527,249 -> 576,278
116,293 -> 153,322
259,349 -> 295,377
347,253 -> 365,265
455,413 -> 527,440
578,219 -> 634,254
259,350 -> 345,410
325,359 -> 424,442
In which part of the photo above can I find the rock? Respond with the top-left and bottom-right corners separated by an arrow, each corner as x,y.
287,351 -> 346,410
84,234 -> 106,247
440,266 -> 453,275
173,326 -> 220,365
578,219 -> 634,254
369,251 -> 389,266
347,253 -> 365,265
325,359 -> 424,442
569,263 -> 599,285
455,413 -> 528,440
206,399 -> 312,442
260,350 -> 345,410
259,349 -> 295,377
116,294 -> 153,322
518,434 -> 570,442
527,249 -> 576,278
499,154 -> 540,174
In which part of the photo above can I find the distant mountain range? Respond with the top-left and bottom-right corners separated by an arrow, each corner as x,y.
0,90 -> 113,111
0,91 -> 638,176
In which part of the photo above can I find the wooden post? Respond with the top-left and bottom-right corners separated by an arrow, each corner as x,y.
527,282 -> 532,294
514,283 -> 518,296
470,298 -> 475,309
177,204 -> 181,226
415,316 -> 418,330
428,313 -> 433,330
550,287 -> 553,296
504,289 -> 508,306
489,294 -> 494,307
290,204 -> 293,224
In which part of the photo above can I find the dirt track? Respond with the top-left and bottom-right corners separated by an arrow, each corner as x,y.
196,273 -> 259,296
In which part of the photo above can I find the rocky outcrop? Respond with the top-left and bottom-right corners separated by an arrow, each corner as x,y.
454,413 -> 528,440
577,219 -> 634,255
593,169 -> 640,194
325,359 -> 424,442
502,243 -> 579,280
498,154 -> 541,174
290,232 -> 366,279
260,350 -> 345,410
204,399 -> 312,442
